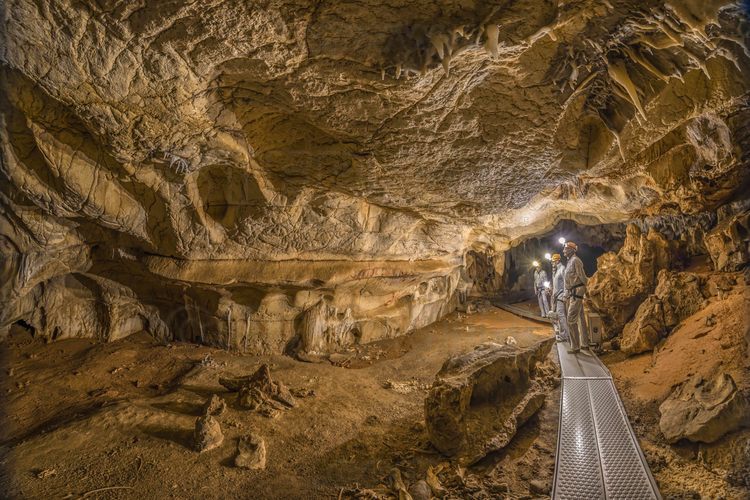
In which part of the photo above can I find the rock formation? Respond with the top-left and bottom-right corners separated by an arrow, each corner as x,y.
220,364 -> 296,417
705,208 -> 750,272
587,224 -> 673,336
1,0 -> 749,352
234,433 -> 267,470
194,414 -> 224,453
424,337 -> 555,463
621,270 -> 708,355
659,373 -> 749,444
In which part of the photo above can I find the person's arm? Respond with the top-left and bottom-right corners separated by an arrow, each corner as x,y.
574,257 -> 588,285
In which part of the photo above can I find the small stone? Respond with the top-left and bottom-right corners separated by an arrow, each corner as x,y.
203,394 -> 226,416
505,336 -> 517,346
408,480 -> 432,500
706,314 -> 717,327
529,479 -> 550,495
35,468 -> 56,479
194,414 -> 223,453
489,481 -> 509,494
234,433 -> 266,470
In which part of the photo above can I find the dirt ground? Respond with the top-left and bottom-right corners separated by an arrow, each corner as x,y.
0,305 -> 558,499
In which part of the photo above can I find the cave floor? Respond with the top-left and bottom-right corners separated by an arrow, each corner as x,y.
0,307 -> 558,499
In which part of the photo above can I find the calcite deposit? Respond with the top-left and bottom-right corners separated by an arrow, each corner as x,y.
1,0 -> 749,353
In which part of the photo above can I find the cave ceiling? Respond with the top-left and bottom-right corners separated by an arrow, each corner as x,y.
1,0 -> 749,262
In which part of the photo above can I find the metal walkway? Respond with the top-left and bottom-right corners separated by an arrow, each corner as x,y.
492,301 -> 553,324
552,342 -> 661,500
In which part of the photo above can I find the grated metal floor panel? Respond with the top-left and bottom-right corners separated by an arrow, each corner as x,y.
552,343 -> 661,500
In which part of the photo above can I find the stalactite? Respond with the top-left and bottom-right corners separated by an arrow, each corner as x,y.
484,24 -> 499,58
607,59 -> 648,120
622,46 -> 670,82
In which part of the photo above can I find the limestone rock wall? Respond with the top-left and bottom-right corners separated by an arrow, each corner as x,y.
1,0 -> 749,350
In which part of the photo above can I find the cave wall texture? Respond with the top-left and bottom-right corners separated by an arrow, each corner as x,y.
1,0 -> 749,354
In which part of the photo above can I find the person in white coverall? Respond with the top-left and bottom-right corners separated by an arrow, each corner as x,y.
549,253 -> 569,342
532,261 -> 549,317
563,242 -> 590,354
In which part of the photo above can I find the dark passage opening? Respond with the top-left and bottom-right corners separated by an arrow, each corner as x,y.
498,220 -> 626,300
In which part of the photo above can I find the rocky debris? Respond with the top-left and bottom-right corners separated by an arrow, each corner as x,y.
699,430 -> 750,489
35,468 -> 56,479
234,433 -> 267,470
194,414 -> 224,453
203,394 -> 226,416
659,373 -> 749,444
621,270 -> 708,355
220,364 -> 296,416
529,478 -> 550,495
424,338 -> 554,463
407,480 -> 431,500
704,209 -> 750,272
384,468 -> 411,499
383,379 -> 430,394
587,224 -> 673,337
504,335 -> 517,346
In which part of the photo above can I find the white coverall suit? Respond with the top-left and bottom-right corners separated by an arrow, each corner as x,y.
551,263 -> 569,341
533,267 -> 549,317
564,254 -> 589,350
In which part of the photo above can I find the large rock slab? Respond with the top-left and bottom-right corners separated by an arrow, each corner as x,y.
424,337 -> 554,463
659,373 -> 749,444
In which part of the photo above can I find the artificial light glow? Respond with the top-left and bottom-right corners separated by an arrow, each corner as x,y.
544,253 -> 551,260
558,237 -> 566,245
532,260 -> 539,267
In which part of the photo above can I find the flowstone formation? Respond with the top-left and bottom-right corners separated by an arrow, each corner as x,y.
1,1 -> 749,352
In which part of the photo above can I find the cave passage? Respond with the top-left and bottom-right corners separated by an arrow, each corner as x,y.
1,1 -> 749,498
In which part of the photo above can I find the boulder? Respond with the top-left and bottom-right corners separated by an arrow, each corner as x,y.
194,414 -> 224,452
234,433 -> 267,470
621,270 -> 707,355
587,224 -> 673,336
424,337 -> 554,464
620,296 -> 666,355
659,373 -> 749,444
704,210 -> 750,271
